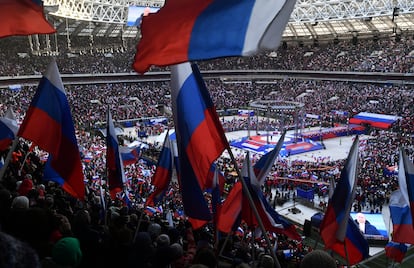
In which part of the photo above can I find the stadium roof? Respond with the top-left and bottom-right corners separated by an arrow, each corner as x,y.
44,0 -> 414,43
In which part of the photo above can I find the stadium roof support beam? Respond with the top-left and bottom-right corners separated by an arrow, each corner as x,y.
104,23 -> 119,37
44,0 -> 165,24
45,0 -> 414,25
323,22 -> 338,37
287,23 -> 299,39
343,20 -> 358,34
304,23 -> 318,39
43,0 -> 414,40
362,19 -> 379,32
72,23 -> 87,36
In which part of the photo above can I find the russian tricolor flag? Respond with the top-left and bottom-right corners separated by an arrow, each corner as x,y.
120,145 -> 141,166
18,60 -> 85,199
388,148 -> 414,244
217,154 -> 300,240
106,109 -> 126,199
145,206 -> 160,216
216,180 -> 242,233
170,62 -> 228,220
242,154 -> 301,240
385,242 -> 408,263
349,112 -> 400,129
319,136 -> 369,265
389,190 -> 414,244
398,148 -> 414,226
207,163 -> 226,223
171,62 -> 228,190
253,131 -> 285,185
0,0 -> 56,38
0,107 -> 18,151
133,0 -> 297,73
146,132 -> 174,206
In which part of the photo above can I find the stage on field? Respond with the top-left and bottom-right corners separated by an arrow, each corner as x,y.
230,133 -> 325,156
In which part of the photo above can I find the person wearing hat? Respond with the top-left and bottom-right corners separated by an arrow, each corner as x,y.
11,195 -> 30,209
17,178 -> 34,197
300,249 -> 336,268
52,237 -> 83,268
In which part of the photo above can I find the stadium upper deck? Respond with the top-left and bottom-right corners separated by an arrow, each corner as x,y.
43,0 -> 414,44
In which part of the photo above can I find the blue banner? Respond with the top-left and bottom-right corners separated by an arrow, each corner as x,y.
297,188 -> 314,200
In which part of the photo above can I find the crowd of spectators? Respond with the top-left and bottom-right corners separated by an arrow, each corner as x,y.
0,33 -> 413,267
0,33 -> 413,75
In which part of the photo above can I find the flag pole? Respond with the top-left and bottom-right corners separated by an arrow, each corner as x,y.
218,231 -> 233,257
133,205 -> 147,243
18,149 -> 32,176
0,137 -> 19,182
343,242 -> 350,267
225,147 -> 282,268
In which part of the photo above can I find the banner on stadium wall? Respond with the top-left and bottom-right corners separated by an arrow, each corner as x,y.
238,109 -> 254,117
150,117 -> 168,125
305,113 -> 320,119
331,110 -> 349,116
8,85 -> 22,91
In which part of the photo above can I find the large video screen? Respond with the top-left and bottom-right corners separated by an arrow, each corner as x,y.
350,212 -> 389,241
126,6 -> 160,27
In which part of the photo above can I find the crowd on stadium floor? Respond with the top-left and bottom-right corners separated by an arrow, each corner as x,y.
0,35 -> 414,267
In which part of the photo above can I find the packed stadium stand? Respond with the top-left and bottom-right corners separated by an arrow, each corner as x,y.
1,1 -> 414,267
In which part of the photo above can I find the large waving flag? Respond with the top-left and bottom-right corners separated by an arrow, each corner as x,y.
385,242 -> 408,263
389,189 -> 414,244
388,149 -> 414,244
216,180 -> 242,233
0,0 -> 56,38
188,163 -> 226,230
0,107 -> 18,151
398,148 -> 414,225
170,62 -> 228,220
253,131 -> 286,185
18,60 -> 84,199
146,132 -> 174,206
120,145 -> 141,166
217,155 -> 300,240
171,62 -> 228,190
242,154 -> 301,240
133,0 -> 297,73
106,109 -> 126,199
319,136 -> 369,265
